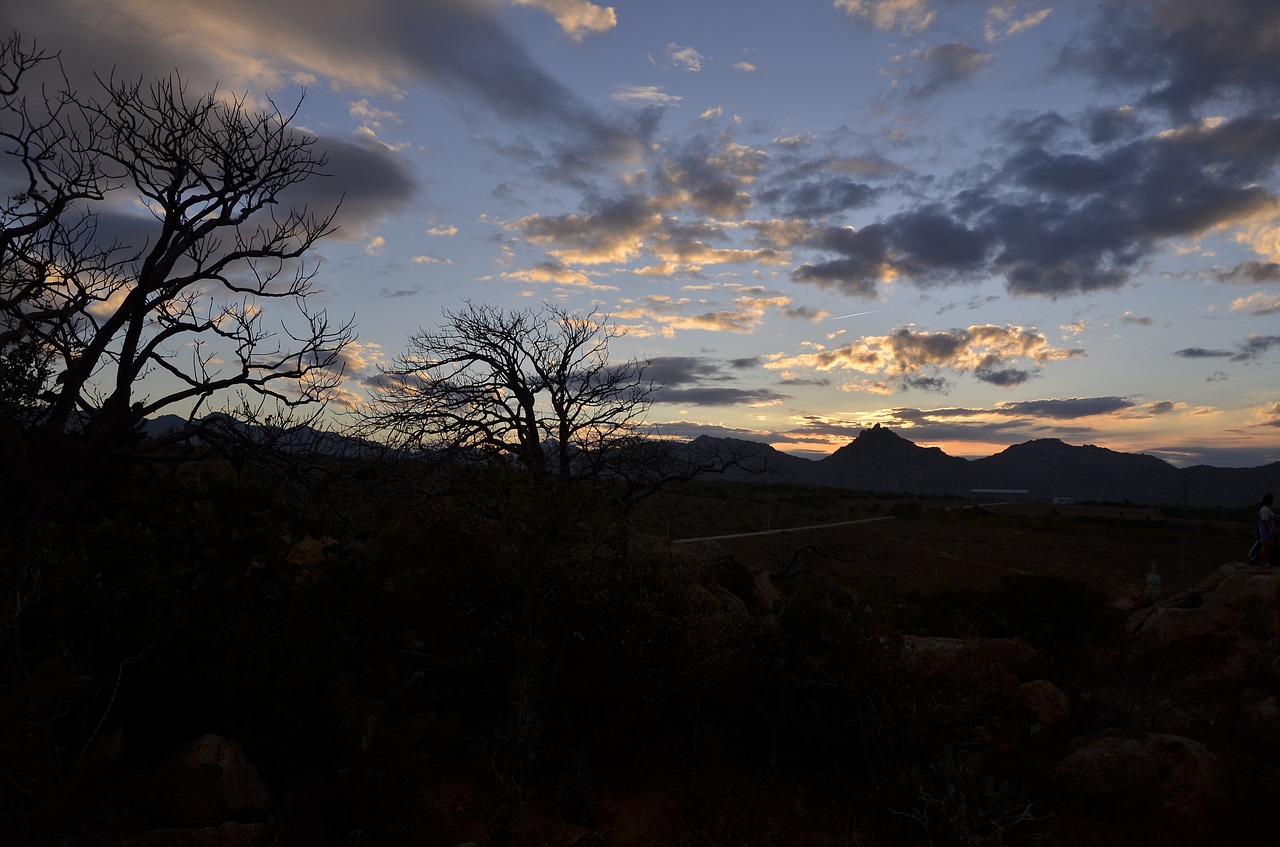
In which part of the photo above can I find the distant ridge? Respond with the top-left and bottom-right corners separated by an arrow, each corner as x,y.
698,424 -> 1279,509
141,415 -> 1275,508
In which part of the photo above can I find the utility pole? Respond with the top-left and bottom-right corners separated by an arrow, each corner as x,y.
1180,470 -> 1190,593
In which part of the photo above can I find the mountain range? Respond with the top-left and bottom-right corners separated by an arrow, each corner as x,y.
696,424 -> 1279,509
144,414 -> 1275,509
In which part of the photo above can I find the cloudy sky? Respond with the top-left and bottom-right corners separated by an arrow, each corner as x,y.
7,0 -> 1280,466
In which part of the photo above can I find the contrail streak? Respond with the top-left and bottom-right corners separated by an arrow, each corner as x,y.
833,309 -> 883,320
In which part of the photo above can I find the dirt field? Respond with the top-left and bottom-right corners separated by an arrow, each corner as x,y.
686,501 -> 1245,600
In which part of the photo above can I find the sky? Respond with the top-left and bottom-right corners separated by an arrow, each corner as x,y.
5,0 -> 1280,467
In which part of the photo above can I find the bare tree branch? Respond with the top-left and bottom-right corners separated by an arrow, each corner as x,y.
0,32 -> 352,470
364,301 -> 657,485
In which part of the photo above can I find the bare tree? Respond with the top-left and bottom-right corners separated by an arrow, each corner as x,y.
0,33 -> 352,464
366,301 -> 656,484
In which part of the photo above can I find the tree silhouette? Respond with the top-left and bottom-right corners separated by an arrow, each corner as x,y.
0,33 -> 352,481
367,301 -> 656,484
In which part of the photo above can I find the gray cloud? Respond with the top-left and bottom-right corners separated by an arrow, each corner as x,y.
646,355 -> 790,406
778,376 -> 832,387
902,375 -> 952,393
1063,0 -> 1280,118
1231,335 -> 1280,362
656,386 -> 791,406
998,111 -> 1072,148
793,112 -> 1280,298
653,134 -> 767,218
1178,335 -> 1280,363
794,208 -> 996,294
1084,107 -> 1147,145
1217,262 -> 1280,284
285,136 -> 417,236
994,397 -> 1136,419
974,365 -> 1034,387
3,0 -> 652,192
757,152 -> 882,219
644,356 -> 730,387
1175,347 -> 1233,359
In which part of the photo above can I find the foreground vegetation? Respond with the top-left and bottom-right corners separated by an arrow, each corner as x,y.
2,443 -> 1274,847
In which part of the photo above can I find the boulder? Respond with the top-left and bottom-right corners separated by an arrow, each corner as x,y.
282,534 -> 336,567
1020,679 -> 1071,726
1126,564 -> 1280,696
151,735 -> 274,827
1055,732 -> 1225,831
709,583 -> 749,615
754,571 -> 782,610
1055,734 -> 1160,800
1143,734 -> 1227,826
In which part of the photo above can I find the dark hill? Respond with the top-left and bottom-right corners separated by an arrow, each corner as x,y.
692,427 -> 1277,508
967,438 -> 1181,503
818,423 -> 971,494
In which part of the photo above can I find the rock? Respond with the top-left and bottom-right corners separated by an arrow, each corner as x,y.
1055,734 -> 1160,800
1126,565 -> 1280,694
115,822 -> 267,847
1020,679 -> 1070,726
709,583 -> 749,615
1055,732 -> 1225,834
754,571 -> 782,610
151,735 -> 274,827
1202,571 -> 1280,611
282,534 -> 335,567
1143,733 -> 1227,830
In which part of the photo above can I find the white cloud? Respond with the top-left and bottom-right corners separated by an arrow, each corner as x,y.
1235,219 -> 1280,262
666,43 -> 706,72
984,5 -> 1052,42
365,235 -> 387,256
834,0 -> 936,34
1007,8 -> 1052,36
1230,292 -> 1280,316
511,0 -> 617,41
609,85 -> 682,107
499,265 -> 618,291
349,98 -> 400,130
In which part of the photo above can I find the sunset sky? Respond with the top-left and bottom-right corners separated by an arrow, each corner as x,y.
6,0 -> 1280,467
